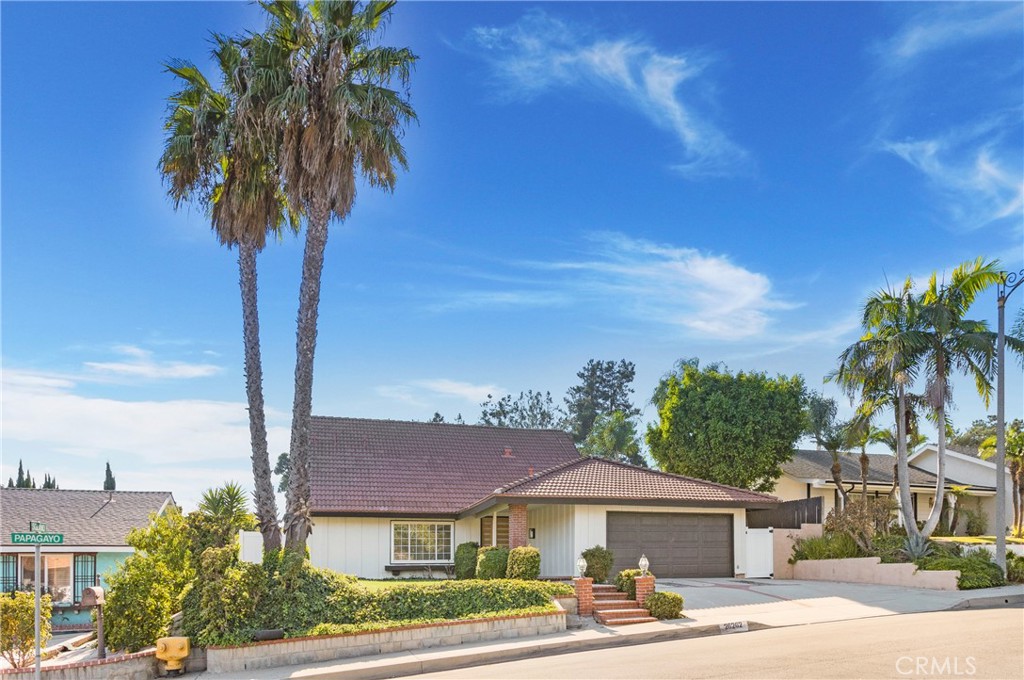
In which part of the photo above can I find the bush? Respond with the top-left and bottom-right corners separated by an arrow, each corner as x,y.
824,498 -> 899,553
581,545 -> 614,583
789,533 -> 862,563
506,546 -> 541,580
644,592 -> 683,620
1007,553 -> 1024,584
916,552 -> 1006,590
0,592 -> 51,668
615,569 -> 647,600
871,534 -> 907,563
963,507 -> 988,537
455,542 -> 479,580
106,554 -> 176,652
375,579 -> 560,621
476,546 -> 510,580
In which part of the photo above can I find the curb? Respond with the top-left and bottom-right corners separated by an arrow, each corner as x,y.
232,621 -> 771,680
947,592 -> 1024,610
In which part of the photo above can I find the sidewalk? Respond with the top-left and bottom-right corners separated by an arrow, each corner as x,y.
193,579 -> 1024,680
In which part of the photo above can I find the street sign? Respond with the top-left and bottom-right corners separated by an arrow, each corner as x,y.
10,532 -> 64,545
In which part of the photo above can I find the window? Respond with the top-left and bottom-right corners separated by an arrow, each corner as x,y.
391,522 -> 453,563
0,555 -> 16,593
480,516 -> 510,548
74,555 -> 97,603
13,554 -> 76,603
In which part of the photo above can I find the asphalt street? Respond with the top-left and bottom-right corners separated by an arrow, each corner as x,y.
408,606 -> 1024,680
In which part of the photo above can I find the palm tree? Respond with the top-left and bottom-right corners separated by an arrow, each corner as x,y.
806,392 -> 852,510
981,422 -> 1024,537
845,414 -> 881,505
246,0 -> 417,551
832,278 -> 929,538
914,258 -> 1003,538
160,35 -> 292,552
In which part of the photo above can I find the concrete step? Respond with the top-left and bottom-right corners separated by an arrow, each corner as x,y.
592,599 -> 640,610
599,615 -> 659,626
594,607 -> 652,624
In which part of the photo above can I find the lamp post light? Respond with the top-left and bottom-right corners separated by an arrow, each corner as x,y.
638,554 -> 650,577
995,268 -> 1023,575
576,556 -> 588,578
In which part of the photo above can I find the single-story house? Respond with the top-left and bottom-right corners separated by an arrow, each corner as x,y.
910,444 -> 1012,536
772,449 -> 995,530
307,417 -> 778,580
0,488 -> 175,630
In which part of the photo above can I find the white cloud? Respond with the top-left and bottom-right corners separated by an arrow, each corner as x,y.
467,10 -> 750,178
0,368 -> 289,465
428,290 -> 570,312
84,344 -> 222,380
375,379 -> 505,407
876,4 -> 1023,67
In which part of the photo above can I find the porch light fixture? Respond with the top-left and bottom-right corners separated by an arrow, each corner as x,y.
576,556 -> 587,577
638,554 -> 650,576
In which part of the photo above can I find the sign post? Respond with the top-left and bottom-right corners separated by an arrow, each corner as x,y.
10,529 -> 63,680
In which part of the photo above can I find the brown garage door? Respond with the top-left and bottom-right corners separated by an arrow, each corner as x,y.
606,512 -> 733,579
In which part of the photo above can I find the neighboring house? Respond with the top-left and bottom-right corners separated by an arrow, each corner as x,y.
773,449 -> 995,530
910,444 -> 1012,536
0,488 -> 175,630
307,417 -> 777,580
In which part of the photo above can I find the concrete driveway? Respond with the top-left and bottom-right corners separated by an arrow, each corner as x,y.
655,578 -> 1024,627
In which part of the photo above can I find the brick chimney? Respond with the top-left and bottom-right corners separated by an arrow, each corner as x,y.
503,446 -> 513,458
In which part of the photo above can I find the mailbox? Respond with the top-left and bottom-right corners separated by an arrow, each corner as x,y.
81,586 -> 105,607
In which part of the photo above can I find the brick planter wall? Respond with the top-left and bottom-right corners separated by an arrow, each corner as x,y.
0,651 -> 156,680
573,577 -> 594,616
634,575 -> 655,608
206,609 -> 566,674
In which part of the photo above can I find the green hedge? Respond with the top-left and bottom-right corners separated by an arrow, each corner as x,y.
455,542 -> 479,580
916,552 -> 1006,590
476,546 -> 510,580
644,592 -> 683,620
788,533 -> 862,563
1008,553 -> 1024,584
304,604 -> 557,637
506,546 -> 541,580
581,545 -> 614,583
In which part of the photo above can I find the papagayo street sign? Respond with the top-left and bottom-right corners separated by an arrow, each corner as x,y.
10,532 -> 63,545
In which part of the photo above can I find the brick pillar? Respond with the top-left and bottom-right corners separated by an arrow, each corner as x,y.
508,503 -> 529,549
634,575 -> 655,608
573,577 -> 594,616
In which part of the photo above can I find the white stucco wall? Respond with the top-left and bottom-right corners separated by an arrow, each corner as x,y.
308,516 -> 477,579
570,505 -> 748,577
773,475 -> 937,526
913,448 -> 1010,535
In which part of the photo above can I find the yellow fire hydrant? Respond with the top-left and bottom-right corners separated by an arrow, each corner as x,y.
155,637 -> 190,675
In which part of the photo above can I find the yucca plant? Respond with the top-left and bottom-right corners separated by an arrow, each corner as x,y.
900,534 -> 935,561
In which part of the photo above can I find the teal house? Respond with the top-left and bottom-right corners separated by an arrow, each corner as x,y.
0,488 -> 175,631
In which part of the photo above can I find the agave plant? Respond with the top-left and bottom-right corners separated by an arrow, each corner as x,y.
900,534 -> 935,561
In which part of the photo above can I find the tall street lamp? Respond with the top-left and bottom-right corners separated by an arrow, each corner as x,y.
995,268 -> 1023,574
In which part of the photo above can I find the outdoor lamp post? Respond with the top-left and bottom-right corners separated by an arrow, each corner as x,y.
576,556 -> 587,578
995,268 -> 1023,574
639,554 -> 650,577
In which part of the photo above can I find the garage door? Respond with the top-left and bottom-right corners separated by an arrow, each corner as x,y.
606,512 -> 733,578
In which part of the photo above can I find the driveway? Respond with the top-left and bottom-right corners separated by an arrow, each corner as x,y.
654,578 -> 1024,627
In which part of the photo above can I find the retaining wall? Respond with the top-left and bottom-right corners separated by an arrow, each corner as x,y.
793,556 -> 959,590
0,651 -> 156,680
206,608 -> 567,674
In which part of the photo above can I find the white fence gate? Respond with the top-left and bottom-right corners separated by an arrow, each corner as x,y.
745,527 -> 774,578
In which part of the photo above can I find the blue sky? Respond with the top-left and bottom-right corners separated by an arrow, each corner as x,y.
2,1 -> 1022,510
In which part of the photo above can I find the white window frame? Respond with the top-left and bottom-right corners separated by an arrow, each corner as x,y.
390,520 -> 455,564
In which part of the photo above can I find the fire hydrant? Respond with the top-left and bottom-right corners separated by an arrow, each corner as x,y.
155,637 -> 190,676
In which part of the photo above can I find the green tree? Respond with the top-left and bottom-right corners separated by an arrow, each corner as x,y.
161,35 -> 291,553
581,411 -> 646,467
950,416 -> 998,455
980,421 -> 1024,538
245,0 -> 417,552
103,461 -> 116,490
479,391 -> 565,429
13,460 -> 34,489
646,362 -> 806,492
564,359 -> 639,443
0,592 -> 51,668
41,474 -> 57,489
189,482 -> 259,558
273,452 -> 290,494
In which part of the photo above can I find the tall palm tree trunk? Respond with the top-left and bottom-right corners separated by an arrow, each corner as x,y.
921,369 -> 948,538
896,384 -> 920,537
830,456 -> 847,511
239,240 -> 281,552
283,202 -> 329,551
860,452 -> 869,506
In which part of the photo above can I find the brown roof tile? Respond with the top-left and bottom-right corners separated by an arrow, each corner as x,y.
309,417 -> 581,515
0,489 -> 174,547
491,457 -> 778,508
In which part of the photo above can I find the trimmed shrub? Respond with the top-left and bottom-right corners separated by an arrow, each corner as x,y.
788,533 -> 862,563
375,579 -> 560,620
1007,553 -> 1024,584
1,592 -> 51,668
615,569 -> 645,600
455,542 -> 479,580
916,552 -> 1006,590
506,546 -> 541,580
644,592 -> 683,620
581,545 -> 614,583
476,546 -> 510,580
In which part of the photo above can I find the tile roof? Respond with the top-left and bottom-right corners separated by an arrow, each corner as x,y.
781,449 -> 974,488
0,489 -> 174,547
489,457 -> 778,507
309,417 -> 581,515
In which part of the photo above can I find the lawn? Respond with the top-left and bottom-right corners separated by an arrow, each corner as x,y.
932,536 -> 1024,545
